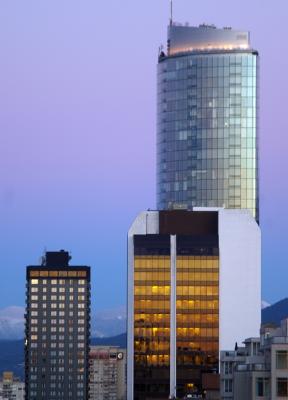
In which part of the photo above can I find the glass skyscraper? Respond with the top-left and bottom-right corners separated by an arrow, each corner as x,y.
157,24 -> 259,221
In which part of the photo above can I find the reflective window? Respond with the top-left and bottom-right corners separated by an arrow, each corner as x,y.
157,53 -> 258,221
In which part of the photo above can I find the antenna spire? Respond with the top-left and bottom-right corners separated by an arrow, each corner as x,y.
170,0 -> 173,26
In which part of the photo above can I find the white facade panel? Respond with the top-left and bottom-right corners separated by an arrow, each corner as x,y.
219,209 -> 261,351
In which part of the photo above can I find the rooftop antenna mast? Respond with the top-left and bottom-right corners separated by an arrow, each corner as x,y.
170,0 -> 173,26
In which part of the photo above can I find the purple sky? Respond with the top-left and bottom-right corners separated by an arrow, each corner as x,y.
0,0 -> 287,312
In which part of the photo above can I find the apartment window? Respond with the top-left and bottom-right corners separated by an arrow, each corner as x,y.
224,379 -> 232,393
31,279 -> 38,285
31,295 -> 38,300
277,378 -> 288,397
256,378 -> 269,397
31,287 -> 38,292
276,351 -> 288,369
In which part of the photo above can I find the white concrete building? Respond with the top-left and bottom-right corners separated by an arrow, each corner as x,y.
220,319 -> 288,399
89,346 -> 126,400
0,372 -> 24,400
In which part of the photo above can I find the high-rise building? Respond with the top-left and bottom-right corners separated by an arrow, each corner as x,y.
25,250 -> 91,400
127,209 -> 261,399
157,24 -> 259,221
89,346 -> 126,400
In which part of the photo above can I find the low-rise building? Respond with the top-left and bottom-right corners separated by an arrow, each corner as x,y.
89,346 -> 126,400
0,372 -> 24,400
220,319 -> 288,399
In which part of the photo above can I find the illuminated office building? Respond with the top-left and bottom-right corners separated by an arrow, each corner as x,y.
157,24 -> 259,221
25,251 -> 90,400
127,209 -> 261,399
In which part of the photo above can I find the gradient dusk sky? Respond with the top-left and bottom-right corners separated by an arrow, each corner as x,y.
0,0 -> 287,313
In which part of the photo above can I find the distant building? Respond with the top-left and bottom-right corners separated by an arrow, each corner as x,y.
0,372 -> 24,400
25,250 -> 91,400
220,319 -> 288,399
127,209 -> 261,399
88,346 -> 126,400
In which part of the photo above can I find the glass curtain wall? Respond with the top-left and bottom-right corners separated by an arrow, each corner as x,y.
157,52 -> 258,221
175,236 -> 219,397
134,236 -> 171,400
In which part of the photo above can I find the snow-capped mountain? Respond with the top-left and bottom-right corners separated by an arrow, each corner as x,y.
261,300 -> 271,309
0,307 -> 25,340
0,305 -> 126,340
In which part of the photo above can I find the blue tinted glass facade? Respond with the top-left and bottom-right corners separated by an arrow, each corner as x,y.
157,51 -> 259,221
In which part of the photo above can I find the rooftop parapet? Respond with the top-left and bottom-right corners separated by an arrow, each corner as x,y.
167,24 -> 250,56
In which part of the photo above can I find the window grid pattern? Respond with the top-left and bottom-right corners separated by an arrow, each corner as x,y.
134,255 -> 170,398
26,274 -> 89,400
157,52 -> 258,221
176,255 -> 219,396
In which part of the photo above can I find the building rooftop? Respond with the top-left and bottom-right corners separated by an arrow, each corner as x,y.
167,23 -> 251,56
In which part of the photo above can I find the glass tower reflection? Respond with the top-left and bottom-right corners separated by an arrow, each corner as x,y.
157,24 -> 259,221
